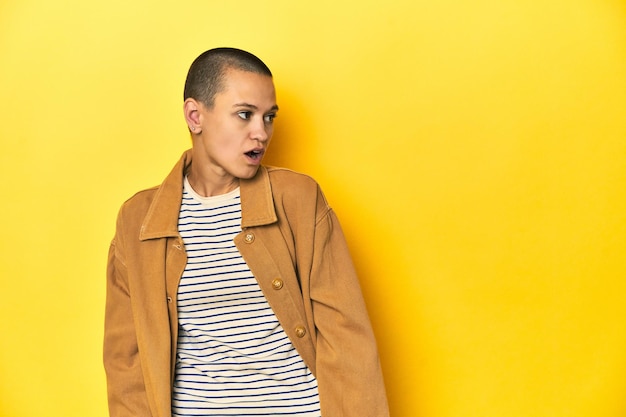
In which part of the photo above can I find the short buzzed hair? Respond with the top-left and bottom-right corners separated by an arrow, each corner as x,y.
183,47 -> 273,108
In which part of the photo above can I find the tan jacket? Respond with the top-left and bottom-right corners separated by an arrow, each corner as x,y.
104,150 -> 389,417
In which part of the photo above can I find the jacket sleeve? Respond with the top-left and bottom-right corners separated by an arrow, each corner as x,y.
103,213 -> 152,417
309,202 -> 390,416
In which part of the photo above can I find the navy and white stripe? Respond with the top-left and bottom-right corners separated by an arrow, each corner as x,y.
172,177 -> 321,417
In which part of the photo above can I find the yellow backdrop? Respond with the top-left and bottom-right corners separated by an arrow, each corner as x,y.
1,0 -> 625,416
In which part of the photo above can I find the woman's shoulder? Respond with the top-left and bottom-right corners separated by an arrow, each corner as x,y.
263,166 -> 331,214
264,166 -> 320,190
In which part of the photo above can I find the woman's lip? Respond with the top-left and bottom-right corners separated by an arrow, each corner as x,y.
244,150 -> 264,164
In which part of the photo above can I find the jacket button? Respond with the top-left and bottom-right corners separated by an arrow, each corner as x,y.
295,326 -> 306,338
244,233 -> 255,243
167,296 -> 173,303
271,278 -> 283,290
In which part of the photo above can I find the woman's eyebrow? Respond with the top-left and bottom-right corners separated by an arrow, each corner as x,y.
233,103 -> 279,112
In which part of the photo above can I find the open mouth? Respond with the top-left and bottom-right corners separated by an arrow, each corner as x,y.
245,150 -> 263,160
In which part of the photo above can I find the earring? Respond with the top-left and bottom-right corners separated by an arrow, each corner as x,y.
190,126 -> 195,131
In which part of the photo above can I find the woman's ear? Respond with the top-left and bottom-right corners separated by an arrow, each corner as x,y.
183,98 -> 203,134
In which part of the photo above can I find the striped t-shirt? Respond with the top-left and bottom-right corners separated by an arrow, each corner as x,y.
172,177 -> 321,417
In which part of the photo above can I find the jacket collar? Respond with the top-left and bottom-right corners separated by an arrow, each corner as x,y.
139,149 -> 277,241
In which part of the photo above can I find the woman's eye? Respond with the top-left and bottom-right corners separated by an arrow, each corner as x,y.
264,113 -> 276,123
237,111 -> 251,120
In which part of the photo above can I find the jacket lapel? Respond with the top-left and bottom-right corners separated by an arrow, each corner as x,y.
139,151 -> 191,240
